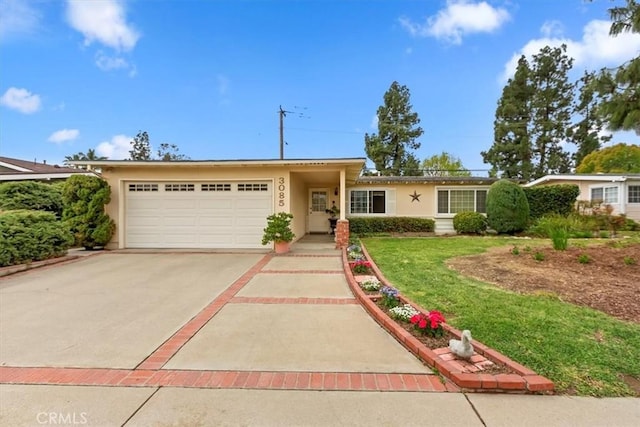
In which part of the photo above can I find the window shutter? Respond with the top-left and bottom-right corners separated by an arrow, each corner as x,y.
386,189 -> 396,215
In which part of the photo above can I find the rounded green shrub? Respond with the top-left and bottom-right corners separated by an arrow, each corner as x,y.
486,179 -> 530,234
62,175 -> 115,249
453,211 -> 487,234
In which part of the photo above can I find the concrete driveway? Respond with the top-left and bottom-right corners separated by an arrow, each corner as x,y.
0,253 -> 263,368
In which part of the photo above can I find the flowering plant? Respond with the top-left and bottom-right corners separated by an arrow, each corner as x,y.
347,245 -> 363,260
379,285 -> 400,308
388,304 -> 419,321
410,311 -> 446,337
351,259 -> 371,274
360,278 -> 381,291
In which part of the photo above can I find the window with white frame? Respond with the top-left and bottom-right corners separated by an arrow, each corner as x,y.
629,185 -> 640,203
350,190 -> 386,214
437,189 -> 487,214
590,186 -> 618,204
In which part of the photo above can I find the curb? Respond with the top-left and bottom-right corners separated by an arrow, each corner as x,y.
343,244 -> 554,394
0,252 -> 102,278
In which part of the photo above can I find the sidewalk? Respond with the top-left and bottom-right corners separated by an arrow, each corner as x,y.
1,239 -> 638,426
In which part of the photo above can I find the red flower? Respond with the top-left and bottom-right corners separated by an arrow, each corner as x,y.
418,318 -> 428,328
410,314 -> 420,325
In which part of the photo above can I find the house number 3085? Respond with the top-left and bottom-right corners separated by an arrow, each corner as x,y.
278,177 -> 285,207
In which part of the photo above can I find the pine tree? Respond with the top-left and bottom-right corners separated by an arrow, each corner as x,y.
596,0 -> 640,134
529,44 -> 574,178
569,71 -> 612,165
481,55 -> 534,180
483,46 -> 576,180
365,81 -> 423,176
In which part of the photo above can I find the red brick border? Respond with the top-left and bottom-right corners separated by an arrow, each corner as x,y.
346,244 -> 554,394
0,366 -> 449,392
230,296 -> 358,305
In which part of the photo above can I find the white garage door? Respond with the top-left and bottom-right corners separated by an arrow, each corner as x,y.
125,181 -> 272,248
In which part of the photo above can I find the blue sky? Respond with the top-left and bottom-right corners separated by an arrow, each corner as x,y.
1,0 -> 639,174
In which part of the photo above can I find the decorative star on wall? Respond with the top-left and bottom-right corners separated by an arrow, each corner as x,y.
410,190 -> 421,202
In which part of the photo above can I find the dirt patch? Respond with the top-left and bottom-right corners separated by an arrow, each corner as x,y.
447,242 -> 640,323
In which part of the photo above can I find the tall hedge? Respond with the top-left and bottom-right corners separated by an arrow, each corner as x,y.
486,179 -> 530,234
62,175 -> 115,249
523,184 -> 580,219
348,217 -> 435,235
0,181 -> 64,217
0,210 -> 74,267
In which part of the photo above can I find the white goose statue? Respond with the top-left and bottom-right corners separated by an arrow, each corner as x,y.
449,329 -> 474,359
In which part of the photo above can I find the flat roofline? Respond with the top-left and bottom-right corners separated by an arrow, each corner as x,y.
524,174 -> 640,187
70,157 -> 367,167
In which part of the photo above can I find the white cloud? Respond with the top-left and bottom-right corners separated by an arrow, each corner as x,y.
65,0 -> 139,51
0,87 -> 41,113
540,20 -> 564,38
48,129 -> 79,143
0,0 -> 41,41
96,134 -> 132,159
501,19 -> 640,81
399,0 -> 510,45
94,50 -> 136,76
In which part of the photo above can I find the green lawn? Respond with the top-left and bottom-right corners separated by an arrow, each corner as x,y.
362,236 -> 640,397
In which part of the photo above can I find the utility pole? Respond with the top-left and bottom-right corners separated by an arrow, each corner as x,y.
279,105 -> 286,160
278,105 -> 309,159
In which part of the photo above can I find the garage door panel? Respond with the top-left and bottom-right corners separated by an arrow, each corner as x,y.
126,181 -> 271,248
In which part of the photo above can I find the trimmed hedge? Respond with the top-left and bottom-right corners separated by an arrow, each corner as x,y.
523,185 -> 580,220
0,181 -> 64,217
453,211 -> 488,234
487,179 -> 530,234
348,217 -> 435,235
0,210 -> 74,267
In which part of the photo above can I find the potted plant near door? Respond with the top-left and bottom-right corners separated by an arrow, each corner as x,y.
262,212 -> 295,254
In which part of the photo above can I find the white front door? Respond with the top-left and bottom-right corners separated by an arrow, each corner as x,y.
308,189 -> 330,233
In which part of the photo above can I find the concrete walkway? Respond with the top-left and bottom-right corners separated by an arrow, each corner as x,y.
1,239 -> 639,426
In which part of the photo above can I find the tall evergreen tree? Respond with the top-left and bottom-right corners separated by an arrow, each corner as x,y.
481,56 -> 534,179
569,71 -> 612,165
596,0 -> 640,134
364,81 -> 423,176
483,46 -> 575,180
529,44 -> 574,178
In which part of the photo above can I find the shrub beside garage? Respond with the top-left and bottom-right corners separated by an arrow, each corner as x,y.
0,210 -> 74,267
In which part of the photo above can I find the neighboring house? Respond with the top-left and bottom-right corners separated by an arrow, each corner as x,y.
525,174 -> 640,222
0,156 -> 94,182
72,158 -> 498,250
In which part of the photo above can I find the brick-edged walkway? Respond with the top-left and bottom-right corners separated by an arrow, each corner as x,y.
0,251 -> 457,393
0,367 -> 452,392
